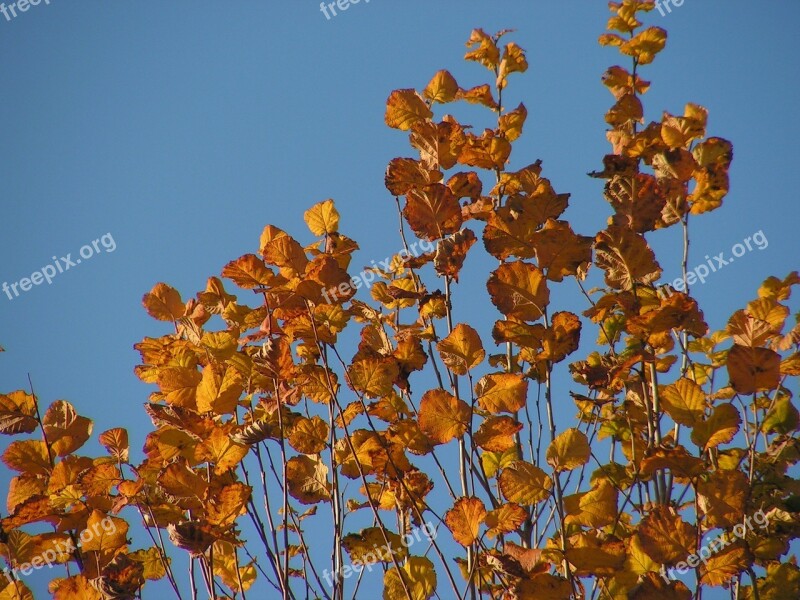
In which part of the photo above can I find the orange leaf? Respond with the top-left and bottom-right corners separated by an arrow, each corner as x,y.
445,497 -> 487,546
594,225 -> 662,290
418,389 -> 470,445
476,373 -> 528,414
142,283 -> 184,321
638,507 -> 696,564
485,503 -> 527,538
0,391 -> 38,435
423,70 -> 459,104
487,261 -> 549,322
403,184 -> 463,241
385,89 -> 433,131
546,428 -> 590,472
473,416 -> 522,452
727,344 -> 781,394
498,461 -> 552,504
437,324 -> 485,375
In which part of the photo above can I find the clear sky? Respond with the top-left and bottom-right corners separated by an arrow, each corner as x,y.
1,1 -> 799,598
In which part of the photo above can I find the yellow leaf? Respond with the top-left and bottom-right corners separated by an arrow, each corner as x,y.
206,482 -> 251,527
437,324 -> 485,375
564,480 -> 618,528
79,511 -> 128,553
196,427 -> 248,474
288,416 -> 329,455
498,103 -> 527,142
620,27 -> 667,65
498,461 -> 552,504
418,389 -> 470,445
595,225 -> 662,291
638,507 -> 696,564
383,556 -> 437,600
221,254 -> 276,289
49,576 -> 102,600
444,497 -> 487,546
142,283 -> 184,322
485,503 -> 527,538
476,373 -> 528,414
698,541 -> 751,586
343,528 -> 407,564
0,581 -> 33,600
2,440 -> 51,475
348,358 -> 399,398
691,403 -> 741,450
99,428 -> 129,462
727,344 -> 781,394
423,70 -> 459,104
128,547 -> 168,581
285,455 -> 330,505
0,391 -> 38,435
661,378 -> 706,427
304,199 -> 340,236
546,428 -> 590,472
385,89 -> 433,131
43,401 -> 92,457
473,416 -> 522,452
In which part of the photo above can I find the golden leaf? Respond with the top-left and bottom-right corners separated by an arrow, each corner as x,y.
304,199 -> 340,236
385,89 -> 433,131
285,455 -> 330,505
498,460 -> 552,504
660,378 -> 706,427
418,389 -> 470,445
476,373 -> 527,415
485,503 -> 527,538
638,507 -> 696,564
142,283 -> 184,322
437,324 -> 485,375
690,403 -> 741,450
423,70 -> 459,104
473,416 -> 522,452
383,556 -> 437,600
487,261 -> 550,322
546,428 -> 590,472
43,401 -> 92,457
444,497 -> 487,546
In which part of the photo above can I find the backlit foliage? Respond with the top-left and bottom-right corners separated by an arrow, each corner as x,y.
2,2 -> 800,598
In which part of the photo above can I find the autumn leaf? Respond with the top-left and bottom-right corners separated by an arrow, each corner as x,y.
0,391 -> 38,435
403,184 -> 463,241
437,323 -> 485,375
595,225 -> 662,290
660,378 -> 706,427
304,199 -> 340,236
727,344 -> 781,394
418,389 -> 470,445
546,428 -> 590,472
99,428 -> 129,462
690,403 -> 741,450
487,261 -> 550,322
142,283 -> 184,322
476,373 -> 528,414
80,511 -> 128,553
473,416 -> 522,452
43,401 -> 92,457
383,556 -> 437,600
499,461 -> 552,504
285,455 -> 331,505
423,70 -> 459,104
385,89 -> 433,131
485,503 -> 527,538
638,507 -> 696,564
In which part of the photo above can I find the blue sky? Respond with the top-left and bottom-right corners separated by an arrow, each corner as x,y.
1,1 -> 799,597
